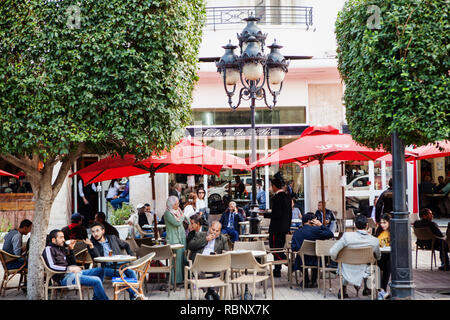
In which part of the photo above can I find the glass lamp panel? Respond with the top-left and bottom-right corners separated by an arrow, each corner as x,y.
243,62 -> 263,81
268,67 -> 285,85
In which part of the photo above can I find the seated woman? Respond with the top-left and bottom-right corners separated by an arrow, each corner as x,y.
375,213 -> 392,299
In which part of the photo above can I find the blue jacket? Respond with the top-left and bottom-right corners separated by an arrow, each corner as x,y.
291,225 -> 333,271
219,208 -> 245,231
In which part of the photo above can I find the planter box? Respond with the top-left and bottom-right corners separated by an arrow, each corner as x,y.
114,224 -> 130,240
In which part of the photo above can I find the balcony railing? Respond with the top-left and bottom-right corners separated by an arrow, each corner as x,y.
206,6 -> 313,30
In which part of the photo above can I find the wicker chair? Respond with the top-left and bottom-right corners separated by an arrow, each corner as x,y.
295,239 -> 318,290
0,250 -> 27,296
137,244 -> 176,296
184,252 -> 231,300
413,227 -> 446,270
40,256 -> 88,300
229,251 -> 274,300
334,246 -> 378,300
112,252 -> 155,300
315,239 -> 337,297
73,241 -> 93,268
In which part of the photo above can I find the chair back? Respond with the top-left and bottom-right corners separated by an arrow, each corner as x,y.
345,209 -> 355,220
40,255 -> 60,276
126,252 -> 156,273
191,252 -> 231,274
298,240 -> 316,256
233,241 -> 265,252
135,224 -> 150,236
367,218 -> 377,229
230,252 -> 259,270
315,239 -> 336,257
413,227 -> 436,241
335,246 -> 376,265
72,240 -> 87,255
0,249 -> 20,267
126,238 -> 140,252
285,234 -> 293,249
139,244 -> 173,260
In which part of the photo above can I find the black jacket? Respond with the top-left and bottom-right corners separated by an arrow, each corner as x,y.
186,231 -> 229,262
42,243 -> 76,283
88,234 -> 133,267
413,219 -> 444,248
265,191 -> 292,234
375,188 -> 393,222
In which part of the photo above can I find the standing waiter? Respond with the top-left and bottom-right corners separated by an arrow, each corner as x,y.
264,178 -> 292,277
78,177 -> 97,228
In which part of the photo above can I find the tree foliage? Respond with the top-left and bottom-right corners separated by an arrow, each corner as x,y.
335,0 -> 449,151
0,0 -> 206,160
0,0 -> 205,299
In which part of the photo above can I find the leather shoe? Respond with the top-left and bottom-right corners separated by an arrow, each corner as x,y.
362,288 -> 371,296
211,290 -> 220,300
205,293 -> 214,300
438,265 -> 450,271
338,289 -> 349,299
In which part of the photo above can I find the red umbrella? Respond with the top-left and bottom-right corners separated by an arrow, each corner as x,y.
408,140 -> 450,160
250,125 -> 388,225
0,170 -> 19,179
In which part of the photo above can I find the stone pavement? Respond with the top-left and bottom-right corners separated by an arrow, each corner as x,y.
1,246 -> 449,300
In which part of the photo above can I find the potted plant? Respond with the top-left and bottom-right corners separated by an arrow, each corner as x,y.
107,203 -> 134,240
0,220 -> 12,244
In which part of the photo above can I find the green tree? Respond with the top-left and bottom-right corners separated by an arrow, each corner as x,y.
0,0 -> 205,299
335,0 -> 449,151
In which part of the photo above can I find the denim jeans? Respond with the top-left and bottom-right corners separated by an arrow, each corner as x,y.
61,267 -> 109,300
103,267 -> 138,299
221,227 -> 239,242
110,197 -> 129,209
6,257 -> 26,270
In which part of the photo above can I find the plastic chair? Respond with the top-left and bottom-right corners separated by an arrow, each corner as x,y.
0,250 -> 27,296
112,252 -> 155,300
184,252 -> 231,300
367,218 -> 377,230
138,244 -> 176,296
125,238 -> 140,253
135,223 -> 153,238
40,256 -> 88,300
266,234 -> 293,286
315,239 -> 337,297
229,251 -> 274,300
295,240 -> 318,291
334,246 -> 377,300
413,227 -> 446,270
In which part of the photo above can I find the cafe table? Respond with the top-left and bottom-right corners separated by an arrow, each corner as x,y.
380,246 -> 391,253
94,255 -> 137,275
238,234 -> 269,241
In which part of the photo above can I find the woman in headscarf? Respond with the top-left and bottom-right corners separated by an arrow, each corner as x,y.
164,195 -> 187,286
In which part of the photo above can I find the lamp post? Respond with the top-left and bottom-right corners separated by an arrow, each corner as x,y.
216,15 -> 289,209
390,131 -> 415,299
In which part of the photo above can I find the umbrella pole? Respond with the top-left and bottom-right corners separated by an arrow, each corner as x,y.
341,162 -> 345,234
150,172 -> 159,241
319,158 -> 327,226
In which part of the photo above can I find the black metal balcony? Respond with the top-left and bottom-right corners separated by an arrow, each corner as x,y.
206,6 -> 313,30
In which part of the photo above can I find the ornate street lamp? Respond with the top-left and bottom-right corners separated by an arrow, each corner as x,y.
216,15 -> 289,209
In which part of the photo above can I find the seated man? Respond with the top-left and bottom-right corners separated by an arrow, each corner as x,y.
85,222 -> 138,299
127,203 -> 153,238
291,213 -> 333,288
413,208 -> 449,270
94,211 -> 119,238
2,219 -> 32,269
315,201 -> 336,233
42,229 -> 109,300
110,180 -> 129,210
187,221 -> 229,300
62,213 -> 88,240
186,214 -> 202,246
219,201 -> 245,243
330,215 -> 381,299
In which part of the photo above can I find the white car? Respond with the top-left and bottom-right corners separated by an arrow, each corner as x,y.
207,176 -> 253,198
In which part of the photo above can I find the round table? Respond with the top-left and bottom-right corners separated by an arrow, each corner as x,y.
238,234 -> 269,241
94,255 -> 137,274
229,249 -> 267,257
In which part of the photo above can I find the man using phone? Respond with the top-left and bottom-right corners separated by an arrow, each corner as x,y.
187,221 -> 229,300
219,201 -> 245,243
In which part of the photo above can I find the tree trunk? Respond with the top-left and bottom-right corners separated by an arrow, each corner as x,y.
27,170 -> 54,300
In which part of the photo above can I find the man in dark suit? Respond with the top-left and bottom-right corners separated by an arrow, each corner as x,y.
375,179 -> 393,223
291,212 -> 334,287
264,178 -> 292,277
219,201 -> 245,242
187,221 -> 229,300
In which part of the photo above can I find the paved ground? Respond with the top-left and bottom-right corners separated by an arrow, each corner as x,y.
1,245 -> 449,300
